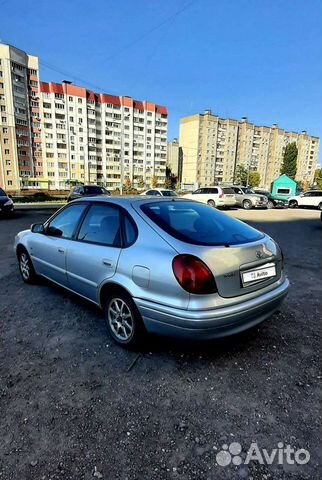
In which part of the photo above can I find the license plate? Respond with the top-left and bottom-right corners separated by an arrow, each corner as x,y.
242,263 -> 276,285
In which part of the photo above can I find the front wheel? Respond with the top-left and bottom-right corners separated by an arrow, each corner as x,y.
318,202 -> 322,211
267,200 -> 274,209
243,199 -> 252,210
18,250 -> 37,284
289,200 -> 298,209
104,293 -> 145,348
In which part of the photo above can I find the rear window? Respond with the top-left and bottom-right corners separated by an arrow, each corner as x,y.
84,186 -> 106,194
141,201 -> 264,246
161,190 -> 178,197
222,187 -> 235,194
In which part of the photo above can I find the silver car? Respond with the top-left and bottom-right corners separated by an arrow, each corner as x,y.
15,197 -> 289,348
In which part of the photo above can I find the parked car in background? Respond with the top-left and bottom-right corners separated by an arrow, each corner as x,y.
15,197 -> 288,348
254,189 -> 288,209
0,187 -> 14,217
229,186 -> 268,210
140,189 -> 178,197
67,185 -> 111,202
184,186 -> 236,208
288,190 -> 322,210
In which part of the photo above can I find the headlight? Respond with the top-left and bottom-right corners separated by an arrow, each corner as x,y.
4,199 -> 13,206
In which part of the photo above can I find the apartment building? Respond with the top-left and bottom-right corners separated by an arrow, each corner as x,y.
180,110 -> 319,188
167,138 -> 182,182
0,44 -> 42,191
0,43 -> 168,191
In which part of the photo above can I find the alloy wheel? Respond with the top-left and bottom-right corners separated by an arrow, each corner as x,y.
20,252 -> 30,281
107,298 -> 134,341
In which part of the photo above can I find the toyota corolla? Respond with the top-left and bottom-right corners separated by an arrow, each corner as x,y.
14,197 -> 289,348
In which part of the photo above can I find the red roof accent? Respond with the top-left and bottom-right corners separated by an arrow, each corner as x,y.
156,105 -> 168,115
100,94 -> 121,106
133,100 -> 144,110
40,82 -> 50,93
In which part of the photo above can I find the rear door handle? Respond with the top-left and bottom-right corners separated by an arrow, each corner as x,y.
58,248 -> 65,254
103,259 -> 113,267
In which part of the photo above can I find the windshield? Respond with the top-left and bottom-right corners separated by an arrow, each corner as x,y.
242,187 -> 255,194
162,191 -> 178,197
141,201 -> 264,246
0,188 -> 6,196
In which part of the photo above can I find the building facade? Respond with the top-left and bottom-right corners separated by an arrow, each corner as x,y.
0,43 -> 168,191
180,110 -> 319,189
0,44 -> 42,191
167,138 -> 182,182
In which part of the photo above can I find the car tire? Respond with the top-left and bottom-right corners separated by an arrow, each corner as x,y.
104,291 -> 146,349
18,249 -> 37,284
207,199 -> 216,207
243,199 -> 252,210
318,202 -> 322,211
267,200 -> 274,209
289,200 -> 298,208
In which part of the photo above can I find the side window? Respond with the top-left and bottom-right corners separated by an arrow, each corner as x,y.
199,188 -> 207,194
48,204 -> 87,239
209,188 -> 218,194
74,187 -> 81,194
193,189 -> 201,195
233,188 -> 242,194
123,214 -> 137,247
303,192 -> 312,197
77,204 -> 121,247
145,190 -> 154,195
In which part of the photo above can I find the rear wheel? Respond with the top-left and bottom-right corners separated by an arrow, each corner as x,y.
267,200 -> 274,209
289,200 -> 298,208
104,292 -> 145,348
207,199 -> 216,207
318,202 -> 322,211
18,249 -> 37,284
243,199 -> 252,210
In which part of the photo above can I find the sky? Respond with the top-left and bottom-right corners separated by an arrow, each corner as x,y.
2,0 -> 322,162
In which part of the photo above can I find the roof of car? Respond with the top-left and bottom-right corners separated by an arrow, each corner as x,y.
71,196 -> 190,206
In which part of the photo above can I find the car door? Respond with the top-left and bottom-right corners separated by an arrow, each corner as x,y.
191,188 -> 204,202
300,192 -> 314,207
28,203 -> 88,286
66,203 -> 122,302
232,187 -> 243,205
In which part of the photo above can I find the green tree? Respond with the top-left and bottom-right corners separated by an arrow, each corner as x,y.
235,164 -> 248,186
176,180 -> 181,191
314,168 -> 322,189
137,176 -> 145,190
248,171 -> 261,187
151,175 -> 158,188
281,142 -> 298,179
123,177 -> 132,194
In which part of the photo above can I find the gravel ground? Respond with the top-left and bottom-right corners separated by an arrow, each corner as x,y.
0,208 -> 321,480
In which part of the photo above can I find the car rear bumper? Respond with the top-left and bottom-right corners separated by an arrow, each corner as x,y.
135,277 -> 289,340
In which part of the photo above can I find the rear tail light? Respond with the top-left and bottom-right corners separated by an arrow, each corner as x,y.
219,191 -> 224,198
172,254 -> 217,294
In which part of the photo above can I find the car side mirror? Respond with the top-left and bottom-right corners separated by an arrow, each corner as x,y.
31,223 -> 45,234
47,225 -> 63,237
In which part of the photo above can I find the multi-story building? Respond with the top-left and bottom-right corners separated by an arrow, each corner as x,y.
180,110 -> 320,188
0,43 -> 168,191
0,43 -> 42,191
167,138 -> 182,182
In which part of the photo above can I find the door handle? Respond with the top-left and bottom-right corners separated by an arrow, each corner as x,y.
58,248 -> 65,254
103,259 -> 113,267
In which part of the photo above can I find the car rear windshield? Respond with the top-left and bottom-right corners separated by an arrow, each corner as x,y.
162,191 -> 178,197
141,201 -> 264,246
84,186 -> 107,194
222,187 -> 235,194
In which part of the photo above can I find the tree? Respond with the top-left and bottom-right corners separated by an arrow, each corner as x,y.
137,176 -> 145,190
314,168 -> 322,189
281,142 -> 298,179
151,175 -> 158,188
123,177 -> 132,194
176,180 -> 181,191
248,171 -> 261,187
234,164 -> 248,186
164,177 -> 172,189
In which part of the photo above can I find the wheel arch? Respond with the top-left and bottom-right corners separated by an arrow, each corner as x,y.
98,281 -> 134,310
